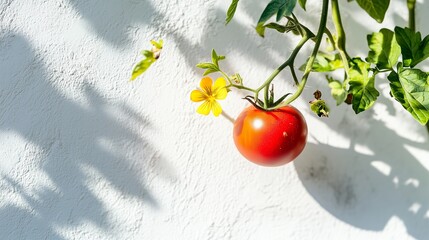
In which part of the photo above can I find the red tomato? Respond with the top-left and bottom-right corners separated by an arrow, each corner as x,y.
233,105 -> 307,166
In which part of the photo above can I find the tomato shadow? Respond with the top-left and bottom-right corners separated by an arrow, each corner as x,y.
0,33 -> 173,239
294,102 -> 429,239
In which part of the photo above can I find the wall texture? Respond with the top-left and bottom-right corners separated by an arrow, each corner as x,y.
1,0 -> 429,239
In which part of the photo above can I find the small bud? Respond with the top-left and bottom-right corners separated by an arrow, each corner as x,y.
310,91 -> 329,118
345,93 -> 353,105
313,90 -> 322,100
152,46 -> 161,59
231,73 -> 243,85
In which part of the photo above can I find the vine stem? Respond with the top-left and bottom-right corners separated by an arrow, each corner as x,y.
408,0 -> 416,32
270,0 -> 330,109
258,35 -> 311,108
331,0 -> 350,74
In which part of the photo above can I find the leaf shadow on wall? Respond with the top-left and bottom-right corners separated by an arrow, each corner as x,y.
0,34 -> 169,239
65,0 -> 157,47
164,5 -> 300,86
65,0 -> 295,81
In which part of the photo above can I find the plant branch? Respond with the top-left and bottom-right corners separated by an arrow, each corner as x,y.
227,84 -> 257,92
220,70 -> 257,93
289,65 -> 299,85
270,0 -> 330,109
257,35 -> 311,108
219,70 -> 234,85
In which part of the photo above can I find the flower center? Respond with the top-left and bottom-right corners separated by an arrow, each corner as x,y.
208,95 -> 216,102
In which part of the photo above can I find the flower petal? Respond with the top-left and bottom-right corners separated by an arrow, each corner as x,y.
196,101 -> 212,115
213,77 -> 226,91
190,90 -> 207,102
213,77 -> 228,100
215,88 -> 228,100
211,101 -> 222,117
200,77 -> 213,95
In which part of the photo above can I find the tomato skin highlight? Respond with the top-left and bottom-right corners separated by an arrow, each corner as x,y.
233,105 -> 308,166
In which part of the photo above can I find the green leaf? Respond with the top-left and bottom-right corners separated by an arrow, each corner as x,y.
141,50 -> 154,58
264,22 -> 287,33
367,28 -> 401,70
196,62 -> 219,70
256,20 -> 299,37
130,57 -> 156,81
300,52 -> 344,72
211,49 -> 225,67
258,0 -> 297,25
421,35 -> 429,62
196,62 -> 220,75
395,27 -> 429,67
298,0 -> 306,10
225,0 -> 239,25
211,49 -> 219,66
203,68 -> 219,76
272,93 -> 291,107
347,58 -> 380,113
285,20 -> 301,35
355,0 -> 390,23
256,23 -> 266,37
387,64 -> 429,125
395,27 -> 421,67
327,76 -> 347,105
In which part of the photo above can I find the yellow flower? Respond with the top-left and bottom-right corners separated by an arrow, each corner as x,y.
190,77 -> 228,117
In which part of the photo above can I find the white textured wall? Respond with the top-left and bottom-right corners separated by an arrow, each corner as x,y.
1,0 -> 429,239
